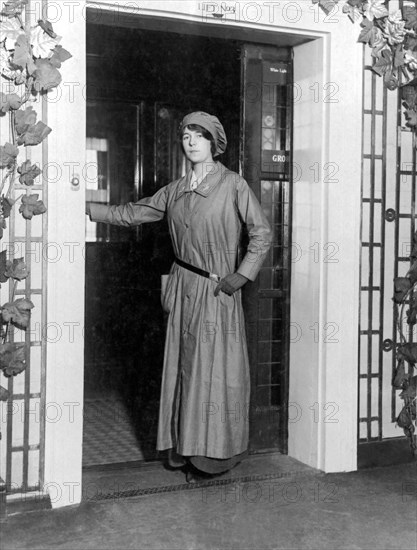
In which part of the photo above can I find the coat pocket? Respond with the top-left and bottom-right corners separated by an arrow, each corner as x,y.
161,270 -> 177,314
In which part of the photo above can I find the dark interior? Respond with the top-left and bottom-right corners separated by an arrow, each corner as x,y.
84,25 -> 242,463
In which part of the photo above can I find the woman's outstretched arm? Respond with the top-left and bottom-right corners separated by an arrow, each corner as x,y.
86,185 -> 168,227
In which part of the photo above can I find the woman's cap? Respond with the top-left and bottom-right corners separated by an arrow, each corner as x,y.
180,111 -> 227,155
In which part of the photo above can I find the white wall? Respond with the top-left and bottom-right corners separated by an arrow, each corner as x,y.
39,0 -> 364,507
292,29 -> 362,472
43,0 -> 86,508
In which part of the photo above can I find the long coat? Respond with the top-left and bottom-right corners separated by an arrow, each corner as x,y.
90,162 -> 272,459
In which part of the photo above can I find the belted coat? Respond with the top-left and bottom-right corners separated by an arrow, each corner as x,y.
90,162 -> 272,459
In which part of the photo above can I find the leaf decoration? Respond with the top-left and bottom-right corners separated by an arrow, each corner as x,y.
0,92 -> 22,113
408,260 -> 417,285
0,17 -> 23,49
0,251 -> 8,284
404,107 -> 417,129
49,45 -> 72,68
358,18 -> 374,44
372,49 -> 393,76
0,343 -> 26,377
393,359 -> 408,389
406,303 -> 417,326
397,405 -> 413,429
15,106 -> 37,135
19,194 -> 47,219
382,10 -> 407,47
0,386 -> 9,401
2,197 -> 15,219
31,24 -> 61,59
17,121 -> 51,146
38,20 -> 57,39
410,230 -> 417,262
4,257 -> 28,280
0,47 -> 23,81
342,2 -> 362,24
364,0 -> 389,22
384,71 -> 398,91
17,160 -> 42,185
1,298 -> 34,328
0,220 -> 6,241
12,33 -> 31,69
370,29 -> 389,60
0,142 -> 19,168
399,376 -> 417,400
403,87 -> 417,110
394,276 -> 412,303
33,58 -> 62,91
397,343 -> 417,365
403,5 -> 417,32
0,0 -> 28,18
312,0 -> 339,16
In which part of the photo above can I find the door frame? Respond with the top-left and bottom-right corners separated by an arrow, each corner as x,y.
44,1 -> 362,508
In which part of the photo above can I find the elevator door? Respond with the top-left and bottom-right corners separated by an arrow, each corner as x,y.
84,26 -> 292,465
241,44 -> 293,453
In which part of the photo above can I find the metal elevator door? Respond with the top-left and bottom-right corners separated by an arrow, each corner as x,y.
241,44 -> 293,453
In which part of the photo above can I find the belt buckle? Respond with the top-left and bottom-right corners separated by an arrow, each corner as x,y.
209,273 -> 220,283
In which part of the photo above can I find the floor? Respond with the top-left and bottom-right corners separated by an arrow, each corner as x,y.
82,453 -> 316,499
83,393 -> 146,466
2,458 -> 416,550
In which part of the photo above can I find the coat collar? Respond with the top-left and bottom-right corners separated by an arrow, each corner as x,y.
174,162 -> 226,201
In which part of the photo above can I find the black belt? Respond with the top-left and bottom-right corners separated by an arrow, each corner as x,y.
175,258 -> 220,283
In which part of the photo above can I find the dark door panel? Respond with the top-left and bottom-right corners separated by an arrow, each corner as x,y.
241,44 -> 293,453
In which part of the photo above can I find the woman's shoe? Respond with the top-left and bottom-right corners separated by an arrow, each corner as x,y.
186,469 -> 210,483
166,448 -> 187,469
185,466 -> 222,484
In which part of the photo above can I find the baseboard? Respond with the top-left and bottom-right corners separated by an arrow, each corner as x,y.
4,491 -> 52,518
358,437 -> 417,469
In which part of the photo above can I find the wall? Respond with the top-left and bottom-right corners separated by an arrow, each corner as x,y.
43,0 -> 86,508
2,0 -> 366,508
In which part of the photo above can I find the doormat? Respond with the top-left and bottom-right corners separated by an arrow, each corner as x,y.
84,469 -> 323,502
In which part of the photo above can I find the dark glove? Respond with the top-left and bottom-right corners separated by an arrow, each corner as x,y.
214,273 -> 248,297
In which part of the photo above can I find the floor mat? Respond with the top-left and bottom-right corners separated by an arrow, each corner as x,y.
82,453 -> 318,501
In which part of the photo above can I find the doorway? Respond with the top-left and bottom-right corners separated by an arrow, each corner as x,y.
83,22 -> 292,467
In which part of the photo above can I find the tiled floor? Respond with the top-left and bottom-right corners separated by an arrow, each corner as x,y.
82,393 -> 147,466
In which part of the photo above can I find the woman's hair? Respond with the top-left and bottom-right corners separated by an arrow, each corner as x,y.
180,124 -> 217,157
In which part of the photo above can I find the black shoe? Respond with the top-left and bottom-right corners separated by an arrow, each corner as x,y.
165,449 -> 187,470
185,466 -> 220,484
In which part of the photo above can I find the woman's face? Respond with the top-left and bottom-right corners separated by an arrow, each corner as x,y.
182,128 -> 213,165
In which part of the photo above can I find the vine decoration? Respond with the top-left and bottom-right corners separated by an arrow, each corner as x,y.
314,0 -> 417,451
314,0 -> 417,133
0,0 -> 72,410
393,232 -> 417,453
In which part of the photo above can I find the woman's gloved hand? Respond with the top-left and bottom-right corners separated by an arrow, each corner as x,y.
214,273 -> 248,296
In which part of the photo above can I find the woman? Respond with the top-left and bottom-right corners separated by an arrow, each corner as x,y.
87,111 -> 272,482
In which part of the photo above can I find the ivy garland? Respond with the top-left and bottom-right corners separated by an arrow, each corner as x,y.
0,0 -> 72,409
314,0 -> 417,131
315,0 -> 417,452
393,232 -> 417,454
